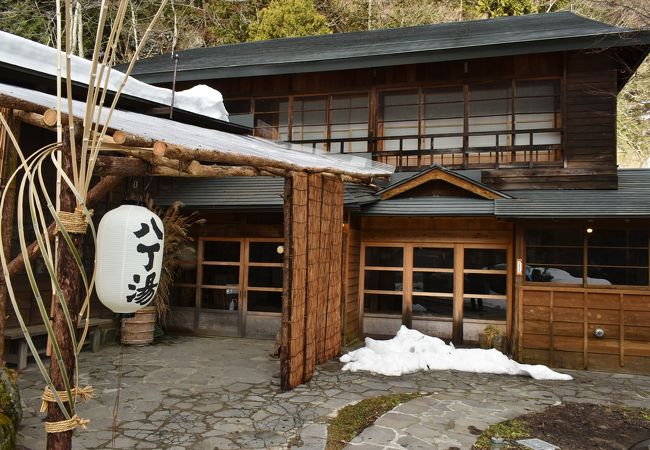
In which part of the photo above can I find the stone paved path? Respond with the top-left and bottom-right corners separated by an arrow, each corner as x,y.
16,335 -> 650,449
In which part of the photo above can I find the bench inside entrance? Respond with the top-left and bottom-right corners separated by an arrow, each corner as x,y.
5,318 -> 115,370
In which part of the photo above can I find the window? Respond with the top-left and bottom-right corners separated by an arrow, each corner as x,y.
330,95 -> 369,153
251,94 -> 369,153
292,96 -> 328,150
377,79 -> 562,169
526,227 -> 650,287
254,98 -> 288,141
588,229 -> 649,286
363,246 -> 403,315
463,248 -> 507,320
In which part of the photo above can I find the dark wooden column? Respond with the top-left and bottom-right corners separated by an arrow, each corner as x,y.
47,131 -> 85,450
0,109 -> 20,366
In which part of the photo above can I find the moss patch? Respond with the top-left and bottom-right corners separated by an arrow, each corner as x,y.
326,392 -> 422,450
473,419 -> 529,450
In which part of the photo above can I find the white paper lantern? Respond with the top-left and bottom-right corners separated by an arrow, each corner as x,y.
95,205 -> 165,313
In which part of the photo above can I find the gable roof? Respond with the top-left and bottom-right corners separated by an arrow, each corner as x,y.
128,12 -> 650,84
362,169 -> 650,218
377,165 -> 511,200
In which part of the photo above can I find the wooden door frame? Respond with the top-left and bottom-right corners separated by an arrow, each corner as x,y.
359,240 -> 513,344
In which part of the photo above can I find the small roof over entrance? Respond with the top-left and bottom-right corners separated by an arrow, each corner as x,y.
377,165 -> 512,201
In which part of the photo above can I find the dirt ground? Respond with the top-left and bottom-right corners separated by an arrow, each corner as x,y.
475,403 -> 650,450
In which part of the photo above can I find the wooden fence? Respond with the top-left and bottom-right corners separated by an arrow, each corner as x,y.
281,173 -> 344,390
518,285 -> 650,374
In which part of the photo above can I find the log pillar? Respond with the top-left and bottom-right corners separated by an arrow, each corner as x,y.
0,109 -> 20,366
47,131 -> 84,450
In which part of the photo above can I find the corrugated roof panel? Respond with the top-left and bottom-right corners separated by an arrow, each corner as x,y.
360,197 -> 495,216
496,170 -> 650,218
153,177 -> 378,209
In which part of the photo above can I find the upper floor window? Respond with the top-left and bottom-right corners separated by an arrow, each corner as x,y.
377,79 -> 562,169
251,94 -> 369,153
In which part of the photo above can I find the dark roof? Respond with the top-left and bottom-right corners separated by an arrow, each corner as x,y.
496,169 -> 650,218
153,176 -> 377,211
363,169 -> 650,218
153,170 -> 650,219
128,12 -> 650,84
359,197 -> 495,216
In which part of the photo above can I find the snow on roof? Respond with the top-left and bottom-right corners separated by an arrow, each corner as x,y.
0,31 -> 228,121
0,83 -> 393,178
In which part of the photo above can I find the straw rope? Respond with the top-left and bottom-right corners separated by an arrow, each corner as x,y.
40,385 -> 94,413
55,207 -> 93,234
44,414 -> 90,433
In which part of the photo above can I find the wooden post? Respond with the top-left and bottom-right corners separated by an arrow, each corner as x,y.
0,109 -> 20,365
47,130 -> 85,450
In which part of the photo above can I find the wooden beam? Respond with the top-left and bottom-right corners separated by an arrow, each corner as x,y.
94,154 -> 290,178
13,109 -> 83,133
112,130 -> 154,148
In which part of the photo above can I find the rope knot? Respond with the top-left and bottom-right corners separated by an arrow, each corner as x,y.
40,385 -> 94,413
44,414 -> 90,433
56,206 -> 93,235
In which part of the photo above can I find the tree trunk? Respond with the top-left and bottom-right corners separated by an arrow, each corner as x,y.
0,110 -> 20,366
47,131 -> 84,450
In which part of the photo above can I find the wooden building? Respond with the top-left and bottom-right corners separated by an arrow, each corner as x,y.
130,11 -> 650,373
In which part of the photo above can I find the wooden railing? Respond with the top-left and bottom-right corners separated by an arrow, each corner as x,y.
290,128 -> 563,171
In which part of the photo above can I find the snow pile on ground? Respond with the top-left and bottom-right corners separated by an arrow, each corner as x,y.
0,31 -> 228,121
340,326 -> 572,381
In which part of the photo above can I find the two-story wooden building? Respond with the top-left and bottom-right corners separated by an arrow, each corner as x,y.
131,12 -> 650,373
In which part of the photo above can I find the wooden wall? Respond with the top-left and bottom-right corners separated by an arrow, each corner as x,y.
343,220 -> 361,344
182,53 -> 564,97
359,216 -> 514,243
518,286 -> 650,374
281,173 -> 344,390
176,49 -> 621,191
483,51 -> 619,190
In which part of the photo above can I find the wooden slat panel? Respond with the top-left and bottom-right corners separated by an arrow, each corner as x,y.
624,326 -> 650,341
303,174 -> 322,379
622,295 -> 650,311
553,350 -> 585,370
588,308 -> 620,325
522,333 -> 550,349
522,320 -> 550,335
324,178 -> 344,361
624,340 -> 650,357
553,306 -> 584,322
553,291 -> 584,308
552,322 -> 583,337
623,310 -> 650,326
553,336 -> 583,352
523,305 -> 550,321
587,338 -> 620,355
315,176 -> 334,364
587,292 -> 619,310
